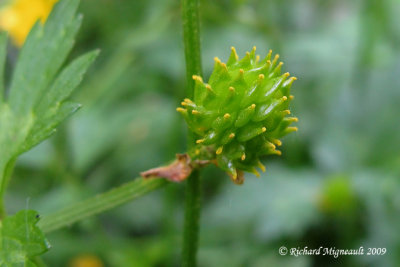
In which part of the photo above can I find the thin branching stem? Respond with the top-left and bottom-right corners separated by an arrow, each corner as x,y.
38,178 -> 167,233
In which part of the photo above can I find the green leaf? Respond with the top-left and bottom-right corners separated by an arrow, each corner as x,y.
35,50 -> 99,117
0,0 -> 98,197
8,0 -> 82,115
23,102 -> 82,152
0,105 -> 34,192
0,210 -> 51,266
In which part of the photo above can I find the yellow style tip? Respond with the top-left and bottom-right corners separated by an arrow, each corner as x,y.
272,139 -> 282,146
192,110 -> 200,115
216,146 -> 223,155
251,104 -> 256,109
196,139 -> 204,144
261,127 -> 267,133
231,171 -> 238,180
229,133 -> 235,139
270,143 -> 276,150
231,46 -> 239,60
224,113 -> 231,119
192,75 -> 203,82
257,161 -> 266,172
241,153 -> 246,161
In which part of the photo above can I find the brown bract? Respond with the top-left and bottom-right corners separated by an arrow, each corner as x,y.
141,154 -> 209,182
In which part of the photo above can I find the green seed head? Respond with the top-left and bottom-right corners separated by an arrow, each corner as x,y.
177,47 -> 298,184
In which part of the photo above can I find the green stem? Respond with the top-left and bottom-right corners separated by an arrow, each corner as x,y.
0,197 -> 6,220
38,178 -> 168,233
0,32 -> 7,104
182,170 -> 201,267
181,0 -> 203,99
32,256 -> 47,267
181,0 -> 203,266
0,159 -> 16,220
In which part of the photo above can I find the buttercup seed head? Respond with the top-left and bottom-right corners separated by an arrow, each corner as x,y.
177,47 -> 298,184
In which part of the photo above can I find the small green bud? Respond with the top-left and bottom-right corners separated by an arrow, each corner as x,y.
178,47 -> 298,184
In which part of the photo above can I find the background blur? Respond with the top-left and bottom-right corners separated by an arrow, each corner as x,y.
4,0 -> 400,266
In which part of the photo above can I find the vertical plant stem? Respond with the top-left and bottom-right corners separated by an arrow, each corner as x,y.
181,0 -> 202,266
181,0 -> 203,99
0,160 -> 16,220
182,169 -> 201,266
0,197 -> 5,220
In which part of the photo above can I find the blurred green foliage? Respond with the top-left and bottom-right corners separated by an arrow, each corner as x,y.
3,0 -> 400,266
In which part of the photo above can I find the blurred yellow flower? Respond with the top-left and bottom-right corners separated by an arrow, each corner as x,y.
68,254 -> 104,267
0,0 -> 58,46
